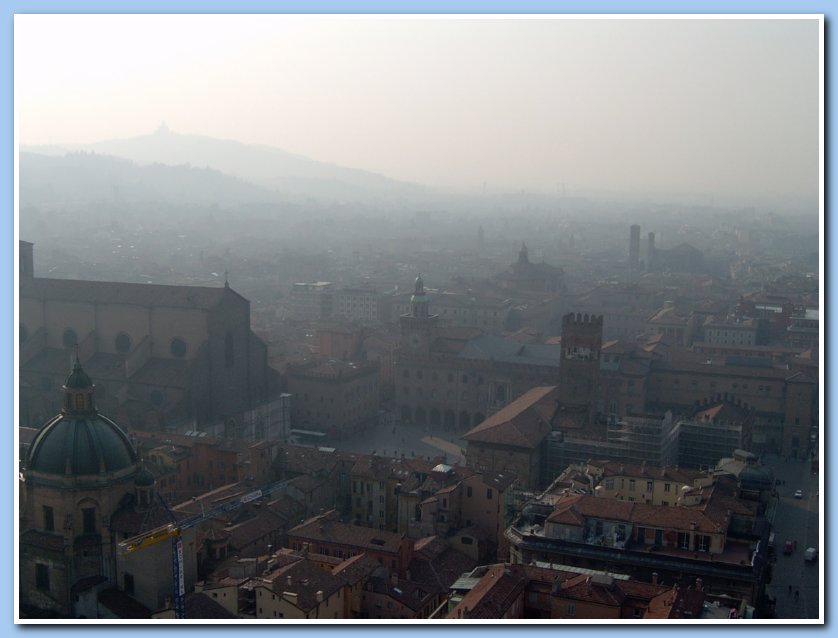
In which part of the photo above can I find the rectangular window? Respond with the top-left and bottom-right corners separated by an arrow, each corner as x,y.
605,479 -> 614,490
82,507 -> 96,534
124,573 -> 135,595
664,483 -> 671,493
36,564 -> 50,591
629,479 -> 636,491
696,535 -> 710,552
43,506 -> 54,532
566,603 -> 575,617
646,481 -> 653,493
677,532 -> 690,549
486,489 -> 493,500
467,486 -> 473,498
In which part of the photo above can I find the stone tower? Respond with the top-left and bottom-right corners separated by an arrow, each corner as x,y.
558,313 -> 603,427
399,274 -> 439,353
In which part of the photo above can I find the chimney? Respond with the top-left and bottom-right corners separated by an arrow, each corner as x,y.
652,572 -> 658,585
316,590 -> 324,603
287,575 -> 293,587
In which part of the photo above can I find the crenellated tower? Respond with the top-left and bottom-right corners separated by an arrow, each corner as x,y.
558,312 -> 603,427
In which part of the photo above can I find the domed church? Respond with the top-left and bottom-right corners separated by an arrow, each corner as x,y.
19,356 -> 145,617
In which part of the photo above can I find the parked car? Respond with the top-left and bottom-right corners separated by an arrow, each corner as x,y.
783,540 -> 794,555
804,547 -> 818,562
794,490 -> 804,499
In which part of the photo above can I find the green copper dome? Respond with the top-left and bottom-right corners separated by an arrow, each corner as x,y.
27,413 -> 138,476
25,359 -> 138,480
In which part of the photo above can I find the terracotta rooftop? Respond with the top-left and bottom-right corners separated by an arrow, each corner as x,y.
262,559 -> 346,612
590,460 -> 706,484
544,488 -> 735,535
448,564 -> 527,619
332,553 -> 383,585
463,386 -> 558,449
288,511 -> 406,554
692,401 -> 750,424
557,573 -> 625,607
21,276 -> 240,310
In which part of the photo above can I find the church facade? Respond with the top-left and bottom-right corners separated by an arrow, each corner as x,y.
19,241 -> 277,436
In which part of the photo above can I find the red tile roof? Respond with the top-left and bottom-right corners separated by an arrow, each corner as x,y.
557,574 -> 625,607
463,386 -> 558,449
449,564 -> 527,619
289,511 -> 407,554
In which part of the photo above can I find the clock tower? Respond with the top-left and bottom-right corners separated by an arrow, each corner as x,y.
399,274 -> 438,353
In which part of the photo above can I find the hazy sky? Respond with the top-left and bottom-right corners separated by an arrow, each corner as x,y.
15,14 -> 820,201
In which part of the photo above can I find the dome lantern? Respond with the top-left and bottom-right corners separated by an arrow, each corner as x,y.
26,359 -> 139,483
62,350 -> 96,414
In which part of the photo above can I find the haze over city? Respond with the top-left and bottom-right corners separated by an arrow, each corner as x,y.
15,13 -> 822,624
16,15 -> 819,207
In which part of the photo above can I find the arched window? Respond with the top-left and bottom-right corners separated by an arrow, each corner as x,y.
170,337 -> 187,358
115,332 -> 132,353
62,328 -> 78,349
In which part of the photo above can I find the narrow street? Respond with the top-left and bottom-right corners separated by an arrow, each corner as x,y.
761,453 -> 821,619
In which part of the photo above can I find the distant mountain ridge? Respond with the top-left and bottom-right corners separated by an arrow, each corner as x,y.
21,125 -> 429,203
19,150 -> 283,209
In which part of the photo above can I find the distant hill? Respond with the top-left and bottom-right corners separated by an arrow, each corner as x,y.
19,151 -> 284,209
21,125 -> 429,203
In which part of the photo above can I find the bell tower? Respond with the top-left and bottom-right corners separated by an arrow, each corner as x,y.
399,274 -> 438,353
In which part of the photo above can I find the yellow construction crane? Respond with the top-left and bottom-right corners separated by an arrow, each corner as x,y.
118,478 -> 291,619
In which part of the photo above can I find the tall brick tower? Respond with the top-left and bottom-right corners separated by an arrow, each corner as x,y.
629,225 -> 640,280
558,312 -> 603,427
